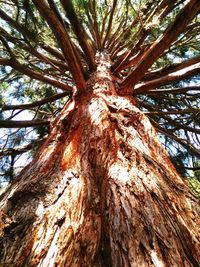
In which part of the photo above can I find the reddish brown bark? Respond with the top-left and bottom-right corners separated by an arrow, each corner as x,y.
0,53 -> 199,267
32,0 -> 86,91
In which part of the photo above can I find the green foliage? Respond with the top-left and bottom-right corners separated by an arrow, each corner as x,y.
193,161 -> 200,181
187,178 -> 200,198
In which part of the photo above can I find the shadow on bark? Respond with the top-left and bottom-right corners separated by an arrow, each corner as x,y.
0,91 -> 199,266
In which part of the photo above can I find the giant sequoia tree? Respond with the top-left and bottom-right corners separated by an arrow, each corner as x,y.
0,0 -> 200,266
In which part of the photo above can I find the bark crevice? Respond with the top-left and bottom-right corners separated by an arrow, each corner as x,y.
0,54 -> 199,266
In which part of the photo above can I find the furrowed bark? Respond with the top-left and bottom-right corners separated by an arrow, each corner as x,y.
0,53 -> 199,267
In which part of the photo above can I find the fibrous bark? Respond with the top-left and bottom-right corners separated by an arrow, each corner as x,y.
0,53 -> 199,267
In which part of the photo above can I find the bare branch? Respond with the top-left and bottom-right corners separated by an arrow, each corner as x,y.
0,137 -> 46,157
102,0 -> 118,47
142,86 -> 200,95
145,109 -> 200,116
134,63 -> 200,95
3,59 -> 72,92
87,0 -> 101,49
143,55 -> 200,82
32,0 -> 86,91
150,119 -> 200,159
61,0 -> 96,71
120,0 -> 200,94
1,92 -> 69,111
184,166 -> 200,171
0,8 -> 32,39
0,119 -> 50,128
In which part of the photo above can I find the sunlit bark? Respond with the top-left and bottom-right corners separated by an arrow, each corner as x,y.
0,53 -> 199,267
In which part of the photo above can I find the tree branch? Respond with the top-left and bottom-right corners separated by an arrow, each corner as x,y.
1,92 -> 69,111
0,8 -> 32,39
0,27 -> 69,73
143,55 -> 200,82
0,137 -> 46,157
134,63 -> 200,95
144,109 -> 200,116
120,0 -> 200,94
61,0 -> 96,71
32,0 -> 86,91
2,59 -> 72,92
141,86 -> 200,95
0,119 -> 50,128
150,119 -> 200,158
102,0 -> 118,47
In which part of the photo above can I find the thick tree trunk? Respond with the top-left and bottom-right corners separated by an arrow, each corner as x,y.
0,54 -> 199,267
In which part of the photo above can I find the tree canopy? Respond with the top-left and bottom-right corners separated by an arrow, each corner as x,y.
0,0 -> 200,184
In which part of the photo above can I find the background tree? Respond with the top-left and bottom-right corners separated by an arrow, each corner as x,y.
0,0 -> 200,266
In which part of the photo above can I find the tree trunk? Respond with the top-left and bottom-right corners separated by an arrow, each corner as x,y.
0,54 -> 199,267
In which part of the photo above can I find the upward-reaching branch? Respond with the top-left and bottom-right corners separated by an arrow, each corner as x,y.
134,62 -> 200,95
32,0 -> 86,91
102,0 -> 118,47
120,0 -> 200,94
61,0 -> 96,71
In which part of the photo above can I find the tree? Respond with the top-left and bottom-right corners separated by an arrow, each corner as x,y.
0,0 -> 200,266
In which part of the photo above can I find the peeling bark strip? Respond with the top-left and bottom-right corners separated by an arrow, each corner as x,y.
0,53 -> 200,267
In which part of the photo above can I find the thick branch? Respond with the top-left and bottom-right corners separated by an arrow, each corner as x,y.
32,0 -> 86,91
102,0 -> 118,47
87,1 -> 101,49
0,119 -> 50,128
145,109 -> 200,116
143,55 -> 200,82
134,63 -> 200,95
142,86 -> 200,95
1,92 -> 69,111
0,138 -> 46,157
61,0 -> 96,71
3,59 -> 72,92
112,0 -> 179,73
120,0 -> 200,93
